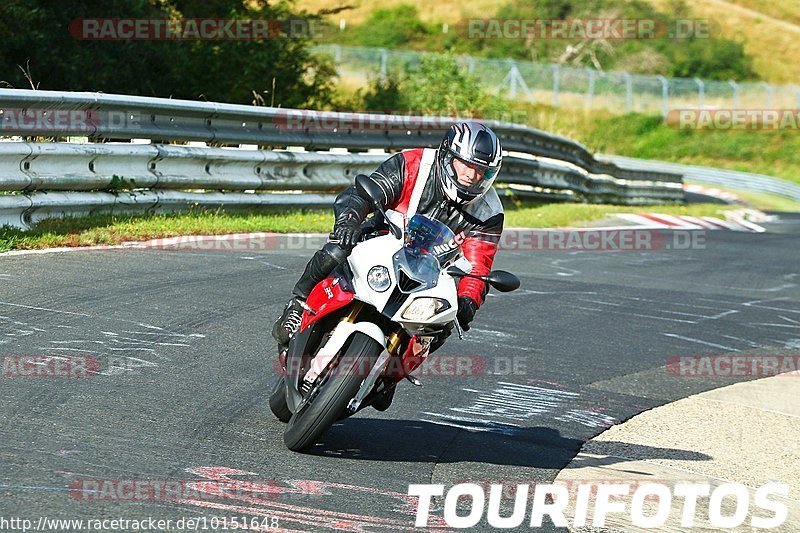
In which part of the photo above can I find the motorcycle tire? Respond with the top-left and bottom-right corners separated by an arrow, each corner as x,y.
269,376 -> 292,423
283,333 -> 380,452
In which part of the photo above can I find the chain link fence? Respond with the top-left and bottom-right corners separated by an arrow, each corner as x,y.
315,45 -> 800,115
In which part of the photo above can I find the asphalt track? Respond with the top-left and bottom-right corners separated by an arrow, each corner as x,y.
1,214 -> 799,532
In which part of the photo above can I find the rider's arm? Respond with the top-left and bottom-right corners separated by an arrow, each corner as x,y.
333,152 -> 407,222
458,213 -> 504,307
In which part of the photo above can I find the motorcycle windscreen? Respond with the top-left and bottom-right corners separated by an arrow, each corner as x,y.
404,214 -> 460,267
391,214 -> 459,293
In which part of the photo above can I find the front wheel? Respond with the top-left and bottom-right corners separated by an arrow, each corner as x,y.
269,376 -> 292,422
283,332 -> 381,452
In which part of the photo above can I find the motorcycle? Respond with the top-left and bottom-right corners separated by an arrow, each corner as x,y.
270,174 -> 520,452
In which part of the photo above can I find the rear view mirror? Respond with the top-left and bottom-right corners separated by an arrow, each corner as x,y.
446,266 -> 520,293
445,266 -> 467,278
486,270 -> 520,292
354,174 -> 402,239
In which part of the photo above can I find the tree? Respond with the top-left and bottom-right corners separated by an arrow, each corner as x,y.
0,0 -> 336,106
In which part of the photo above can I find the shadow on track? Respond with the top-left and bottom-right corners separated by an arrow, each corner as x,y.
308,419 -> 710,469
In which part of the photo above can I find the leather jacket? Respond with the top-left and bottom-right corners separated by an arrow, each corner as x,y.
333,148 -> 504,307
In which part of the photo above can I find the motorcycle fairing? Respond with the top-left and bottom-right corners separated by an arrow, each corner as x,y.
300,276 -> 354,331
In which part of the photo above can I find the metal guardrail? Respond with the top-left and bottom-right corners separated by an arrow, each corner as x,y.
0,89 -> 684,229
601,155 -> 800,203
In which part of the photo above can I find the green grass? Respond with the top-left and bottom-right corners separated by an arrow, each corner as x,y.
0,203 -> 733,253
684,182 -> 800,212
519,106 -> 800,186
503,202 -> 729,228
302,0 -> 800,83
0,209 -> 335,253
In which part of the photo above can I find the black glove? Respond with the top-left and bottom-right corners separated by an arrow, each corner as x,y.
331,211 -> 361,250
456,296 -> 478,332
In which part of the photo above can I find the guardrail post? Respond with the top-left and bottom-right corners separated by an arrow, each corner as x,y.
332,44 -> 342,63
502,60 -> 531,100
623,72 -> 633,113
552,64 -> 560,107
728,80 -> 739,109
466,56 -> 475,74
657,75 -> 669,117
586,68 -> 596,109
761,82 -> 773,109
502,61 -> 517,99
379,48 -> 388,80
695,77 -> 705,108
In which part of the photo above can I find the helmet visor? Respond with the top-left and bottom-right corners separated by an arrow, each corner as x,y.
444,151 -> 499,195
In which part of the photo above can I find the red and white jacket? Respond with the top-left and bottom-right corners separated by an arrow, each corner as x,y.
334,148 -> 504,307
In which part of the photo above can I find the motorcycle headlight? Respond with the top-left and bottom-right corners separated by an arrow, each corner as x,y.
367,265 -> 391,292
401,298 -> 451,321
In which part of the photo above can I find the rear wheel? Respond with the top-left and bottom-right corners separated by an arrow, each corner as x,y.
269,377 -> 292,423
283,333 -> 381,452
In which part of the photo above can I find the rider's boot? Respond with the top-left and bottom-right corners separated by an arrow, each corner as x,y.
272,242 -> 351,350
271,298 -> 305,349
371,385 -> 396,412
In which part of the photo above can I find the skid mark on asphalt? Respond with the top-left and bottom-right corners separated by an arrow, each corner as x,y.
0,301 -> 90,317
419,413 -> 524,436
554,409 -> 616,428
547,259 -> 582,277
742,297 -> 800,313
239,256 -> 288,270
1,314 -> 204,376
468,327 -> 515,339
720,334 -> 762,348
753,322 -> 800,329
421,382 -> 617,433
518,289 -> 798,329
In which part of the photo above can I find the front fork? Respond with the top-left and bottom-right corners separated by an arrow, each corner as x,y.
285,300 -> 434,413
346,331 -> 433,414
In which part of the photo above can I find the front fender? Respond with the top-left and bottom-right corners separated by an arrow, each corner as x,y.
286,320 -> 387,412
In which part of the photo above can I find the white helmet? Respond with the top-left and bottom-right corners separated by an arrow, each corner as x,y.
436,121 -> 502,205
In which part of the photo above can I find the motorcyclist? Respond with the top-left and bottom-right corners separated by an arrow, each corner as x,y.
272,121 -> 505,354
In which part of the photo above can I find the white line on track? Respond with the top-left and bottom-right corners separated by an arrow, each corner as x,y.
662,333 -> 740,352
0,301 -> 91,317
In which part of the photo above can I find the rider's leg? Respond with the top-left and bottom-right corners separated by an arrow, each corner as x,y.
272,242 -> 351,346
291,242 -> 350,300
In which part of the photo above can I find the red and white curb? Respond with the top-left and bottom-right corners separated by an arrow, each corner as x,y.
1,210 -> 776,258
683,183 -> 744,204
615,209 -> 776,233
